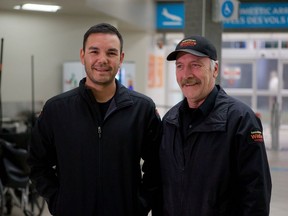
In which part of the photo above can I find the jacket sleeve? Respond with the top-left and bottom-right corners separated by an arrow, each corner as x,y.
140,105 -> 163,216
28,108 -> 59,215
235,112 -> 272,216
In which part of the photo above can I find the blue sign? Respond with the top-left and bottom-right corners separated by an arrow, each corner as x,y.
222,1 -> 234,18
223,3 -> 288,28
156,3 -> 185,30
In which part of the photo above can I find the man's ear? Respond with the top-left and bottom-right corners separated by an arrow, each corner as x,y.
213,62 -> 219,78
80,48 -> 85,65
120,52 -> 125,66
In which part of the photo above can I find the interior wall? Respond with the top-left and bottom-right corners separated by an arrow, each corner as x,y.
86,0 -> 155,32
122,32 -> 150,93
0,11 -> 150,108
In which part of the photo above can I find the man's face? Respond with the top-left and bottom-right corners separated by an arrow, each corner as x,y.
80,33 -> 124,87
175,52 -> 218,108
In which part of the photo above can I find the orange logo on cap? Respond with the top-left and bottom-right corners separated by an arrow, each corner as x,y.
180,39 -> 197,48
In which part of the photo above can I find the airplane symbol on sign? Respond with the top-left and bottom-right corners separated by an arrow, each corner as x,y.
162,8 -> 182,22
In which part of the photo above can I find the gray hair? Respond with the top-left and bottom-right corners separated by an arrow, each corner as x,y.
210,59 -> 218,71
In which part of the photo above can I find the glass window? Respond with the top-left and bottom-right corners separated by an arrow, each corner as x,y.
283,64 -> 288,89
222,41 -> 246,49
256,59 -> 278,90
257,96 -> 270,124
281,41 -> 288,49
257,96 -> 269,110
282,97 -> 288,125
221,63 -> 252,89
259,40 -> 278,49
233,96 -> 252,107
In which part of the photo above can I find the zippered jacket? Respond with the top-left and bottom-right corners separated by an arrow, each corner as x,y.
28,78 -> 162,216
160,85 -> 272,216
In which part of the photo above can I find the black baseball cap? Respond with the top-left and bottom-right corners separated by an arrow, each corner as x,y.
167,35 -> 217,61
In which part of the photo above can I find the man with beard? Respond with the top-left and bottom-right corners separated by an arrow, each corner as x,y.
159,35 -> 272,216
28,23 -> 162,216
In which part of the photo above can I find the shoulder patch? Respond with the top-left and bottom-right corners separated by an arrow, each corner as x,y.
250,130 -> 264,143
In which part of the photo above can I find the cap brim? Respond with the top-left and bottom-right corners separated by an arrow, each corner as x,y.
166,49 -> 208,61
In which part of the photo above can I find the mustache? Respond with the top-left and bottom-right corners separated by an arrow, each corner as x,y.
181,77 -> 200,86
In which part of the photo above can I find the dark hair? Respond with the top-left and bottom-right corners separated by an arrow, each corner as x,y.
83,23 -> 123,53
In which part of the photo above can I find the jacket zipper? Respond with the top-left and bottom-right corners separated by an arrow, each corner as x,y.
97,125 -> 102,214
98,126 -> 102,138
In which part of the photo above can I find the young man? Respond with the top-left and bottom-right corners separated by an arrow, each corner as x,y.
160,35 -> 272,216
28,23 -> 162,216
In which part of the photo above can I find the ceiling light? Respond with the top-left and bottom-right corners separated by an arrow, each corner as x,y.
14,3 -> 61,12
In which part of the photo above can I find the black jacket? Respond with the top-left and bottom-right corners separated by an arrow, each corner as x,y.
160,85 -> 272,216
28,78 -> 162,216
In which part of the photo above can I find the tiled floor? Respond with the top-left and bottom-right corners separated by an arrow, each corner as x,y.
8,125 -> 288,216
265,123 -> 288,216
268,150 -> 288,216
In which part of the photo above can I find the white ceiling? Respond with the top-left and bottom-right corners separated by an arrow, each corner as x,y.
0,0 -> 156,31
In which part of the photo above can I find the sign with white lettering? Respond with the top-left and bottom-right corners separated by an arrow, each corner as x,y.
223,3 -> 288,28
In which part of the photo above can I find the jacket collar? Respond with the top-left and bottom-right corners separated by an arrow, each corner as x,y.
79,78 -> 134,110
180,86 -> 218,117
165,85 -> 228,131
